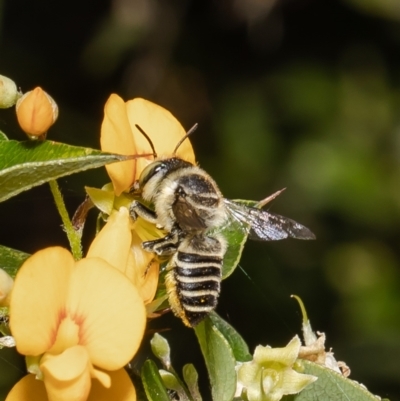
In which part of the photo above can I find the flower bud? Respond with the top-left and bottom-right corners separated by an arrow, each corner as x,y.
159,370 -> 181,391
0,268 -> 14,307
150,333 -> 171,369
16,87 -> 58,139
0,74 -> 20,108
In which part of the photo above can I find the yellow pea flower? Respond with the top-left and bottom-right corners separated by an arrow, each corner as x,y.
100,94 -> 195,196
7,244 -> 146,401
87,207 -> 159,305
6,368 -> 136,401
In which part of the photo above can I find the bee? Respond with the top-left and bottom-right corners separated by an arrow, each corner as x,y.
130,126 -> 315,327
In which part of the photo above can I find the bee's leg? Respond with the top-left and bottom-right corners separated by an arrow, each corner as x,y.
142,227 -> 184,256
129,200 -> 158,225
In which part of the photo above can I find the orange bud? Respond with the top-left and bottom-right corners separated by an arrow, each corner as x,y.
16,87 -> 58,138
0,74 -> 20,108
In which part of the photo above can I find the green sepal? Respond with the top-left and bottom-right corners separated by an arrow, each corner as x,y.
85,185 -> 116,216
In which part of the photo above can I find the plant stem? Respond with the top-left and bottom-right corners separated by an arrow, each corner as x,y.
49,180 -> 82,260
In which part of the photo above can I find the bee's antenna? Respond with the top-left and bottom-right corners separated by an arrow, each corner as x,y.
134,124 -> 158,158
173,123 -> 198,155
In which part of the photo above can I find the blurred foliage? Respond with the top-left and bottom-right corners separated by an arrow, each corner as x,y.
1,0 -> 400,400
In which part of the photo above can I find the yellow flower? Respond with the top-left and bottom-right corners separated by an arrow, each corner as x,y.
6,368 -> 136,401
100,94 -> 195,196
237,336 -> 317,401
87,207 -> 159,305
7,243 -> 146,401
16,87 -> 58,138
97,96 -> 196,318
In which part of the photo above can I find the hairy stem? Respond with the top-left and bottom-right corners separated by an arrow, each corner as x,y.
49,180 -> 82,260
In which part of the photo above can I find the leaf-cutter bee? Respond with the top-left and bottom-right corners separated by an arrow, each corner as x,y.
130,128 -> 315,327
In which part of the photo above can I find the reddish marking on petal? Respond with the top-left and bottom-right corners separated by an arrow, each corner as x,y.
47,307 -> 67,348
71,312 -> 87,345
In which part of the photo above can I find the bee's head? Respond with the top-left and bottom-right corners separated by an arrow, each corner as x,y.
132,123 -> 198,197
136,158 -> 193,199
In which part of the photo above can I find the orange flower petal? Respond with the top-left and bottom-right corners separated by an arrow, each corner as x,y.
5,374 -> 48,401
67,257 -> 146,370
90,368 -> 111,388
5,364 -> 137,401
88,369 -> 136,401
125,242 -> 145,288
86,208 -> 132,275
125,98 -> 195,181
126,245 -> 159,305
128,230 -> 154,279
138,260 -> 159,305
101,95 -> 196,194
40,345 -> 91,401
9,247 -> 74,356
101,94 -> 136,196
126,230 -> 159,304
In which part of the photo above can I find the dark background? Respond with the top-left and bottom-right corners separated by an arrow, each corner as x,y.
1,0 -> 400,400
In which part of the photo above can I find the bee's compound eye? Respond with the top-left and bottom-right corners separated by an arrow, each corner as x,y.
138,161 -> 165,188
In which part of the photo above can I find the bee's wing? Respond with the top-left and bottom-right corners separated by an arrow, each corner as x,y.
224,199 -> 315,241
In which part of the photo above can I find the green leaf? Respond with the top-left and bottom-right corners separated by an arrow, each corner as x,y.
0,140 -> 126,202
216,199 -> 258,279
0,245 -> 30,278
283,360 -> 383,401
141,359 -> 171,401
194,315 -> 236,401
0,131 -> 8,141
219,216 -> 249,279
208,312 -> 252,362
